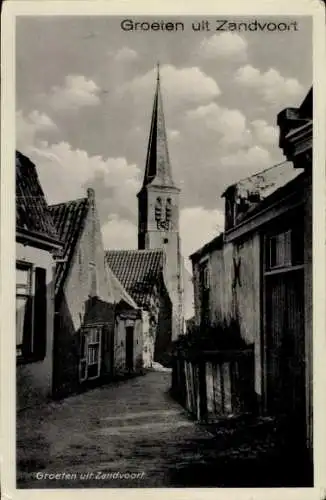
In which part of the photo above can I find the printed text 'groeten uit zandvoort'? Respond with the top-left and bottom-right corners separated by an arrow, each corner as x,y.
120,19 -> 299,32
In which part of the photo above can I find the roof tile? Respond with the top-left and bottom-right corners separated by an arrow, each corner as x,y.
16,151 -> 59,242
49,197 -> 89,293
105,249 -> 164,308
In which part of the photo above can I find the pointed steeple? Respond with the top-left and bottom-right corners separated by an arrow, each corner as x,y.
142,63 -> 177,189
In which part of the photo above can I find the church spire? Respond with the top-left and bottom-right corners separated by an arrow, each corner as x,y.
142,64 -> 176,189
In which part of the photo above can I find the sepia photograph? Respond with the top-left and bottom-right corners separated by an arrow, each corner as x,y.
1,1 -> 325,495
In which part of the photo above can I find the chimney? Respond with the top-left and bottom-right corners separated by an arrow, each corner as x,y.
87,187 -> 95,201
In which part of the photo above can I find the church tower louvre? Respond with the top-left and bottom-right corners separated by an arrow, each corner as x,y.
137,64 -> 184,339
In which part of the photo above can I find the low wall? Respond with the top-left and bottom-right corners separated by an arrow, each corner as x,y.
171,348 -> 256,421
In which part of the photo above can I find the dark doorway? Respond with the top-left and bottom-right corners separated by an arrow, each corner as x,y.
126,326 -> 134,371
265,268 -> 305,422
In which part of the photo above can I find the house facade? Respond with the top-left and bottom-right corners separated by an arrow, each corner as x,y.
106,249 -> 173,367
190,88 -> 313,458
277,87 -> 313,457
16,151 -> 63,410
105,264 -> 143,375
191,161 -> 309,446
49,188 -> 117,398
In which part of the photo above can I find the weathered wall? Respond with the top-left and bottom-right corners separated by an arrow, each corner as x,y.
53,204 -> 115,397
304,173 -> 313,455
142,311 -> 154,368
192,264 -> 201,328
114,316 -> 125,374
133,318 -> 143,371
192,233 -> 262,397
63,204 -> 112,330
16,243 -> 55,410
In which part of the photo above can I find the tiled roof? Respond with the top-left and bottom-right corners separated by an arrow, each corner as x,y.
105,249 -> 164,308
49,197 -> 89,293
16,151 -> 60,243
106,263 -> 139,310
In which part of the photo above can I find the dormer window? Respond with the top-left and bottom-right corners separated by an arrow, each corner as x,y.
225,196 -> 236,231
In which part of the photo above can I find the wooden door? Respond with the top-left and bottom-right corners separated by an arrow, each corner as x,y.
265,269 -> 305,418
125,326 -> 134,371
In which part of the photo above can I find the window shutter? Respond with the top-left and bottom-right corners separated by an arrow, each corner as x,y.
33,267 -> 47,360
21,296 -> 33,358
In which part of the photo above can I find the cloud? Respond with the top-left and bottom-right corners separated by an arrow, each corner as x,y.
102,217 -> 137,250
47,75 -> 101,111
234,65 -> 304,106
16,110 -> 57,150
184,104 -> 281,153
198,33 -> 248,61
251,119 -> 278,146
24,141 -> 141,215
113,47 -> 138,62
180,206 -> 224,270
122,64 -> 221,107
167,129 -> 181,141
220,145 -> 273,170
185,102 -> 251,147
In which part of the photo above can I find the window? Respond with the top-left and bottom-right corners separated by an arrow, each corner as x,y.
202,266 -> 210,290
199,262 -> 210,326
79,326 -> 102,381
225,197 -> 236,231
16,264 -> 33,357
269,230 -> 292,269
166,198 -> 172,221
16,262 -> 47,361
155,197 -> 162,221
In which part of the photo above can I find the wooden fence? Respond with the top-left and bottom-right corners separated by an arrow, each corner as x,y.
171,348 -> 256,421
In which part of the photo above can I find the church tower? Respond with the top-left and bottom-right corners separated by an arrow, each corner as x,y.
137,65 -> 184,339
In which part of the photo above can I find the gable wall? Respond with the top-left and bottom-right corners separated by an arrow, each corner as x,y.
53,204 -> 115,397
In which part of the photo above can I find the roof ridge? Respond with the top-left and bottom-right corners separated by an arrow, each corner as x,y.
49,196 -> 88,209
105,248 -> 164,254
233,160 -> 290,186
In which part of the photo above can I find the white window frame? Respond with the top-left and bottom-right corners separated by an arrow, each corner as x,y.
79,325 -> 102,382
268,229 -> 293,270
16,261 -> 35,358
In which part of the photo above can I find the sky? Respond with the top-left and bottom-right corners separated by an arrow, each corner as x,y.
16,15 -> 312,274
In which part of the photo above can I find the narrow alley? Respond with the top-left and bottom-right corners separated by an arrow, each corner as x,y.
17,371 -> 214,488
17,370 -> 311,489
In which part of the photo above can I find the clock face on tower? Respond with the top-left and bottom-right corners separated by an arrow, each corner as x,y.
155,197 -> 172,231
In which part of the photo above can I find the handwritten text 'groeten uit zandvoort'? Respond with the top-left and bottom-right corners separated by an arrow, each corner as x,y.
120,19 -> 299,32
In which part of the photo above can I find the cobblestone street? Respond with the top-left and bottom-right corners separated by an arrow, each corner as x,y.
17,370 -> 312,488
17,371 -> 215,488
